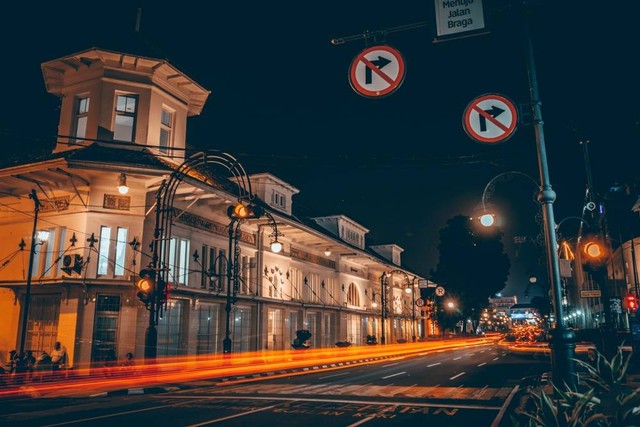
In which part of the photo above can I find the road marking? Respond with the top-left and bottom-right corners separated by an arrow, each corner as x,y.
165,394 -> 502,411
187,404 -> 280,426
347,416 -> 375,426
477,362 -> 487,367
453,357 -> 462,360
318,372 -> 348,380
42,399 -> 199,426
427,362 -> 441,367
382,362 -> 400,367
493,357 -> 499,361
382,371 -> 406,379
449,372 -> 466,380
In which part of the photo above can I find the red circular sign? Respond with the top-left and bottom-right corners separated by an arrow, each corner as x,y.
463,94 -> 518,144
349,45 -> 405,98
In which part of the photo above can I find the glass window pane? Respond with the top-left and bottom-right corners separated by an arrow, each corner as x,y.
114,115 -> 134,141
98,226 -> 111,275
114,228 -> 127,276
76,116 -> 87,139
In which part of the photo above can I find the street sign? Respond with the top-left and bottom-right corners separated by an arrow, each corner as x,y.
434,0 -> 486,40
580,290 -> 602,298
463,94 -> 518,144
435,286 -> 445,297
349,45 -> 405,98
415,298 -> 425,307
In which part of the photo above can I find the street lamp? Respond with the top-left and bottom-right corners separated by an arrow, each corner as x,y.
380,273 -> 388,344
223,201 -> 282,354
143,151 -> 260,362
521,3 -> 576,390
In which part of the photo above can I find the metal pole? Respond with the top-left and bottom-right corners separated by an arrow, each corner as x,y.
411,281 -> 417,342
18,189 -> 40,356
223,220 -> 236,354
144,182 -> 165,362
523,4 -> 576,389
380,274 -> 386,345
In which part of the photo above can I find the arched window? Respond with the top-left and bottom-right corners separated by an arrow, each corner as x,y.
347,282 -> 360,307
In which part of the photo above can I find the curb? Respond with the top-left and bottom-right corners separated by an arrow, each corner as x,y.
91,386 -> 180,397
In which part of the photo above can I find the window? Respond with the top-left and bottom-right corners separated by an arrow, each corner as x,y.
92,295 -> 120,365
25,295 -> 60,354
114,94 -> 138,142
168,237 -> 190,286
97,226 -> 128,276
158,300 -> 185,357
197,304 -> 219,355
114,228 -> 127,276
159,108 -> 173,154
97,227 -> 111,275
271,190 -> 286,209
347,282 -> 360,307
73,96 -> 90,144
56,228 -> 67,276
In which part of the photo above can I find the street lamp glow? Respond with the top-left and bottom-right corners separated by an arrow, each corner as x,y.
36,230 -> 50,243
479,213 -> 495,227
270,240 -> 283,253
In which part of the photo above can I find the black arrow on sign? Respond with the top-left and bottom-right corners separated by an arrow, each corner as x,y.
479,106 -> 505,132
365,56 -> 391,84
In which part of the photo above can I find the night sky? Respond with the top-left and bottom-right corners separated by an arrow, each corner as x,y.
1,1 -> 639,300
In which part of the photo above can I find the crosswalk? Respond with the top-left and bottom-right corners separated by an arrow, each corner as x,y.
188,381 -> 514,401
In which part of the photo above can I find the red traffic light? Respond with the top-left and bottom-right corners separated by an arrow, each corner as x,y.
626,294 -> 638,312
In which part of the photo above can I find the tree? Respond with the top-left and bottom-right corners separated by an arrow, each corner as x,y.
430,215 -> 510,333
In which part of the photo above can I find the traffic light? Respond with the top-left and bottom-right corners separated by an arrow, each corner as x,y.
227,203 -> 264,220
136,268 -> 156,304
581,235 -> 607,273
626,294 -> 638,312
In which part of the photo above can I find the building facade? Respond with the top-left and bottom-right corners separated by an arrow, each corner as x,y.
0,47 -> 430,370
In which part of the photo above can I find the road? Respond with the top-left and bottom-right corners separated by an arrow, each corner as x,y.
1,343 -> 549,426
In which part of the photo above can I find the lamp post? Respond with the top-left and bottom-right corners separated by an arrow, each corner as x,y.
404,281 -> 417,342
380,273 -> 388,344
18,189 -> 43,357
223,203 -> 282,354
522,4 -> 576,390
142,151 -> 260,362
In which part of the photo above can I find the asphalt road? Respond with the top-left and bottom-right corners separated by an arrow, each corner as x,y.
1,343 -> 550,426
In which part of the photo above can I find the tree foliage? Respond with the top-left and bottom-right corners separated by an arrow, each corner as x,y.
430,215 -> 510,330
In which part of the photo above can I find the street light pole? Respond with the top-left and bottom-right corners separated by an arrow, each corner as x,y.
412,281 -> 416,342
223,219 -> 238,354
18,189 -> 40,357
380,273 -> 387,345
523,4 -> 576,389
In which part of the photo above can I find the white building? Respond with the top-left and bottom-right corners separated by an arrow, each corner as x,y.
0,47 -> 429,370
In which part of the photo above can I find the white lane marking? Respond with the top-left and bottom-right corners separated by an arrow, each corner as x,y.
449,372 -> 466,380
347,417 -> 376,427
477,362 -> 487,367
318,372 -> 348,380
43,399 -> 198,426
493,357 -> 499,361
453,357 -> 462,360
382,362 -> 400,367
187,404 -> 279,426
427,362 -> 441,367
382,371 -> 406,379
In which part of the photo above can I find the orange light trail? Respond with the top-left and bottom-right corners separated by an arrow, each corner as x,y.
0,337 -> 496,398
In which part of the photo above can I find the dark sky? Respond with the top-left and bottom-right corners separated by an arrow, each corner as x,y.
1,1 -> 639,300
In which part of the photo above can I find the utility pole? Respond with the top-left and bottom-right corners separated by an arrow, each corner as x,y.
18,189 -> 40,357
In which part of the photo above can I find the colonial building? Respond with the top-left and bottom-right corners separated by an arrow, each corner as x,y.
0,47 -> 430,370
